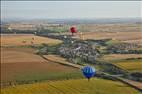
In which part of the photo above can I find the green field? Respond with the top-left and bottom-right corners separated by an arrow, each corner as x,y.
99,54 -> 142,72
1,78 -> 139,94
105,39 -> 121,46
12,71 -> 83,83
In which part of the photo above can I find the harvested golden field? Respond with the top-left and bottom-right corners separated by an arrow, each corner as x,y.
79,31 -> 141,41
1,78 -> 139,94
78,24 -> 142,33
99,54 -> 142,72
1,34 -> 62,46
123,39 -> 142,45
8,24 -> 37,30
101,54 -> 142,61
112,60 -> 142,72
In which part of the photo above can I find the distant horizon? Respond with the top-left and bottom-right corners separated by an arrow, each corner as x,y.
1,17 -> 142,21
2,17 -> 141,24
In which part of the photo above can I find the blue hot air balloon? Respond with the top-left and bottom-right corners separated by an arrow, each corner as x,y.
82,66 -> 96,81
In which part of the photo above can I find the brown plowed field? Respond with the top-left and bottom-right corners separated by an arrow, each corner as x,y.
0,34 -> 76,84
1,47 -> 77,82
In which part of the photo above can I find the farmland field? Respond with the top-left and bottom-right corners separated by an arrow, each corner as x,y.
1,34 -> 81,88
77,31 -> 142,45
100,54 -> 142,61
1,47 -> 80,84
99,54 -> 142,72
1,78 -> 139,94
1,31 -> 141,93
1,1 -> 142,93
112,59 -> 142,72
1,34 -> 62,46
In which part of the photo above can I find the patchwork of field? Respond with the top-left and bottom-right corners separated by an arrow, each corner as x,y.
123,39 -> 142,45
78,24 -> 142,33
1,34 -> 62,46
1,31 -> 141,93
1,78 -> 139,94
100,54 -> 142,72
101,54 -> 142,61
77,31 -> 142,45
112,59 -> 142,72
1,34 -> 79,87
1,47 -> 79,84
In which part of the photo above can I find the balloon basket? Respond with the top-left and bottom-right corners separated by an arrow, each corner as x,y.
88,78 -> 90,82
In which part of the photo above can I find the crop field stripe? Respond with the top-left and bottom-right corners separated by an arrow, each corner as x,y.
1,78 -> 139,94
55,80 -> 82,94
117,63 -> 142,71
64,80 -> 87,94
113,61 -> 142,72
63,82 -> 83,93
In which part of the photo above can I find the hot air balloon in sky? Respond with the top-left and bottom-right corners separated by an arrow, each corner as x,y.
70,26 -> 77,36
82,66 -> 96,81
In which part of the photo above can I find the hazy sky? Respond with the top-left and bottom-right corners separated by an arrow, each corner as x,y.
1,1 -> 142,20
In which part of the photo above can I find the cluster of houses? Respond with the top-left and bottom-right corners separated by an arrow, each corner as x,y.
58,40 -> 100,64
107,43 -> 142,54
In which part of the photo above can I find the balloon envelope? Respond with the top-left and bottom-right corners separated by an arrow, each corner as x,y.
70,26 -> 77,33
82,66 -> 96,79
